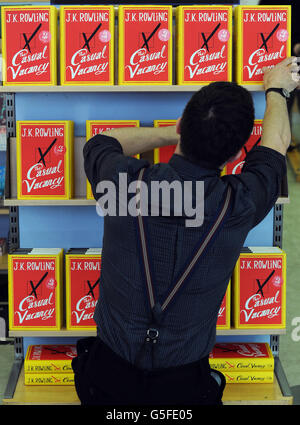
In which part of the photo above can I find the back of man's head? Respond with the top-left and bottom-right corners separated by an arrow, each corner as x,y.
180,82 -> 255,168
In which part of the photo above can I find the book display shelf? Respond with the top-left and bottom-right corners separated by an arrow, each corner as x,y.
0,1 -> 293,405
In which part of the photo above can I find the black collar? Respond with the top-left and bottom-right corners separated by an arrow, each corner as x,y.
168,154 -> 221,179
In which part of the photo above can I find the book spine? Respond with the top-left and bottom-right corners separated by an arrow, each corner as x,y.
222,371 -> 273,384
24,360 -> 73,374
209,358 -> 274,372
24,372 -> 74,385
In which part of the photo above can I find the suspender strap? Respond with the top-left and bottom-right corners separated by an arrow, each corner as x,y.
136,168 -> 156,312
134,167 -> 232,369
136,167 -> 233,318
160,183 -> 232,313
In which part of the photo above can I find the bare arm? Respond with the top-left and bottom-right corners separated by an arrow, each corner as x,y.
102,124 -> 180,157
261,57 -> 299,156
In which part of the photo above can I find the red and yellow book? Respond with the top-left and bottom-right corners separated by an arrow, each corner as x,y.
220,371 -> 273,384
65,248 -> 102,331
232,247 -> 286,329
8,249 -> 63,331
25,344 -> 77,374
1,6 -> 57,85
24,373 -> 75,385
60,6 -> 114,85
209,343 -> 274,371
16,121 -> 74,200
235,5 -> 291,85
118,5 -> 172,85
176,5 -> 232,85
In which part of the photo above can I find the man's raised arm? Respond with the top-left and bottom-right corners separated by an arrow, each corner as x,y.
101,122 -> 180,157
261,57 -> 299,156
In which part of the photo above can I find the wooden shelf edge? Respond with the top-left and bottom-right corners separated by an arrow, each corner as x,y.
4,198 -> 96,206
4,197 -> 288,207
0,84 -> 264,93
9,327 -> 285,337
216,328 -> 286,336
9,328 -> 97,337
276,197 -> 290,205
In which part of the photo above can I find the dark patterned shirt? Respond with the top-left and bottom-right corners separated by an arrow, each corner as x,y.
84,135 -> 286,369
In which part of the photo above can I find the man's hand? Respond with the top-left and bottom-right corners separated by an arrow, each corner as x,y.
260,57 -> 300,156
262,57 -> 300,92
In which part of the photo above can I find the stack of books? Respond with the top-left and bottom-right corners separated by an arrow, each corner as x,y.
24,344 -> 77,385
209,342 -> 274,383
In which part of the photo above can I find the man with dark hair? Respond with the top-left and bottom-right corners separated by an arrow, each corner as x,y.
73,58 -> 299,406
180,82 -> 255,167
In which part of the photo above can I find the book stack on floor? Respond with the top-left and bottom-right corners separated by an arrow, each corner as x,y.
24,344 -> 77,385
209,342 -> 274,384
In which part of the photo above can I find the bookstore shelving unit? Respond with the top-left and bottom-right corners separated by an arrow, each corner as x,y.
1,83 -> 293,406
0,2 -> 293,406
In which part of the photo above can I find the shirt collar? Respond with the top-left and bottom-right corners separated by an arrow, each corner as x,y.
168,154 -> 221,179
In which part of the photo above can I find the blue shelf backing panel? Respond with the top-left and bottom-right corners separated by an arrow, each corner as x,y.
18,205 -> 274,250
244,208 -> 274,247
16,92 -> 191,135
15,91 -> 265,136
19,206 -> 103,250
216,335 -> 271,344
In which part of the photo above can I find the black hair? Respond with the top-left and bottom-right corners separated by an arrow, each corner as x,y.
180,82 -> 255,168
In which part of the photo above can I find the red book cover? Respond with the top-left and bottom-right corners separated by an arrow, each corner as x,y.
118,5 -> 172,84
24,344 -> 77,374
211,343 -> 271,359
65,249 -> 101,330
16,121 -> 73,199
60,6 -> 114,85
177,6 -> 232,84
1,6 -> 57,85
233,248 -> 286,329
235,6 -> 291,84
8,249 -> 63,330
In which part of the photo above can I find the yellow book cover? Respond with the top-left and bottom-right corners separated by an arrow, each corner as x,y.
233,247 -> 286,329
24,344 -> 77,374
209,342 -> 274,371
60,5 -> 114,85
216,282 -> 231,330
234,5 -> 291,85
16,120 -> 74,200
25,373 -> 74,385
176,5 -> 232,85
221,370 -> 273,384
153,120 -> 177,164
65,248 -> 102,330
118,5 -> 173,85
8,248 -> 63,331
86,120 -> 140,200
1,6 -> 57,85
